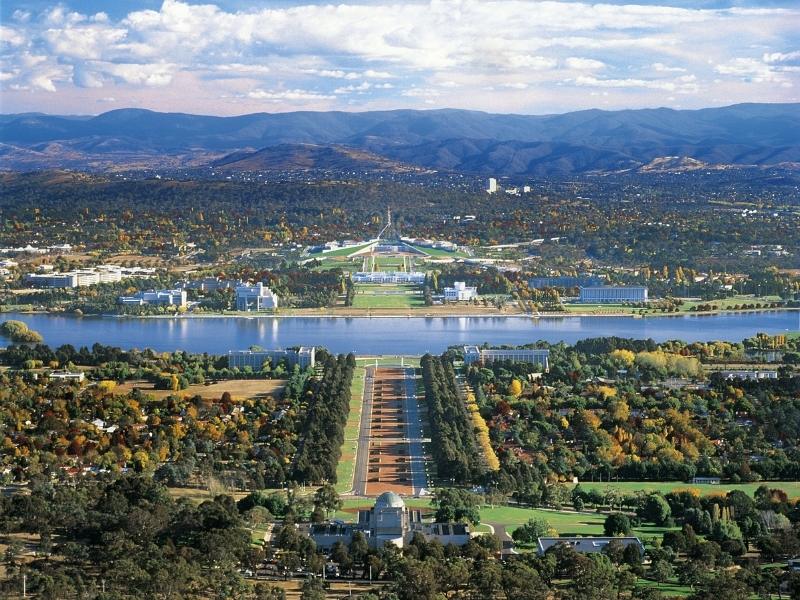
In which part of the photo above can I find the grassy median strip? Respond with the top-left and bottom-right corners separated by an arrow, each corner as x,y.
335,362 -> 366,493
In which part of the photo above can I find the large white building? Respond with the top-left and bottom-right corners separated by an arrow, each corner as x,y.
578,286 -> 648,304
228,347 -> 316,369
444,281 -> 478,301
463,346 -> 550,371
487,178 -> 498,194
118,289 -> 187,307
352,271 -> 426,284
235,282 -> 279,311
23,265 -> 154,289
310,492 -> 471,550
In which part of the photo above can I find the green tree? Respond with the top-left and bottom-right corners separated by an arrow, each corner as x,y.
313,483 -> 342,519
512,518 -> 551,544
604,513 -> 632,536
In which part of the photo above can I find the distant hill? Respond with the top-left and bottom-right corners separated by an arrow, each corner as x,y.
1,103 -> 798,175
212,143 -> 425,173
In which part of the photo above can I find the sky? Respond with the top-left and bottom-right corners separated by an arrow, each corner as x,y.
1,0 -> 798,116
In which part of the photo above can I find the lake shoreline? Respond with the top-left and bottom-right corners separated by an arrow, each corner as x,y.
6,307 -> 800,320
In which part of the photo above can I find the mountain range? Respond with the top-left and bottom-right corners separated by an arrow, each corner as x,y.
1,103 -> 798,175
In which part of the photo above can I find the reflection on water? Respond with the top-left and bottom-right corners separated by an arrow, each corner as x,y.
5,312 -> 798,355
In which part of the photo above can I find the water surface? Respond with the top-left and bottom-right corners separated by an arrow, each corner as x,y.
5,312 -> 798,355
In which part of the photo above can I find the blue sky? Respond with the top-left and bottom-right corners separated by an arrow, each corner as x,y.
1,0 -> 798,115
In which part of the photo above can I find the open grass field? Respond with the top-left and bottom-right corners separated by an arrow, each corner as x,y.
562,303 -> 642,315
351,284 -> 425,309
678,294 -> 783,312
115,378 -> 286,400
335,363 -> 367,493
573,480 -> 800,498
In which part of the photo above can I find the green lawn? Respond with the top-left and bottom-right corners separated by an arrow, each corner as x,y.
562,303 -> 642,315
335,498 -> 671,541
351,284 -> 425,308
573,480 -> 800,498
636,578 -> 693,597
678,294 -> 782,313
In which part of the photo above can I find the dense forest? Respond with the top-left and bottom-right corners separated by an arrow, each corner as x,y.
456,337 -> 800,505
1,171 -> 798,273
291,352 -> 356,484
421,354 -> 485,483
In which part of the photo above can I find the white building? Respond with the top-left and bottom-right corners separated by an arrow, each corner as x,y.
119,289 -> 187,307
444,281 -> 478,301
24,272 -> 79,288
352,271 -> 426,284
23,265 -> 152,289
487,178 -> 498,194
719,370 -> 778,381
537,537 -> 645,557
48,370 -> 85,382
228,347 -> 316,369
235,282 -> 279,311
463,346 -> 550,371
578,286 -> 648,304
310,492 -> 471,551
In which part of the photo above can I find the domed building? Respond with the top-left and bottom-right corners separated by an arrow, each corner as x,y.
357,492 -> 422,548
310,492 -> 471,550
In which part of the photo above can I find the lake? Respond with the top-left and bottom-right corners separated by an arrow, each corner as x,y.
4,311 -> 799,355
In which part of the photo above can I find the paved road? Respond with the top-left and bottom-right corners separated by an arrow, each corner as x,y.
352,366 -> 429,497
402,367 -> 429,496
352,366 -> 375,496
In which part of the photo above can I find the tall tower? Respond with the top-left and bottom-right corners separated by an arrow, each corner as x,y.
377,208 -> 401,241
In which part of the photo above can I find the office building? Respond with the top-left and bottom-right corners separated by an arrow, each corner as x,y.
228,347 -> 316,369
463,346 -> 549,371
487,178 -> 498,194
118,289 -> 187,307
444,281 -> 478,301
235,282 -> 279,311
578,286 -> 648,304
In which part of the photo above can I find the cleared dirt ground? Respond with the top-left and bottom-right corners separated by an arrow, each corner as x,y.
115,378 -> 286,400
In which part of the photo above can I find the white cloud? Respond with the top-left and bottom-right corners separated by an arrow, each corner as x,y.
247,88 -> 335,101
1,0 -> 798,113
715,57 -> 792,83
334,81 -> 372,94
651,62 -> 687,73
0,25 -> 25,46
572,75 -> 699,94
763,50 -> 800,64
564,57 -> 606,70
